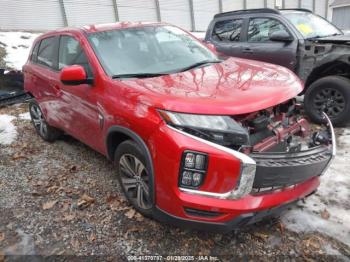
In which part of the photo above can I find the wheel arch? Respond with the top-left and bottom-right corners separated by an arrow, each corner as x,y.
305,60 -> 350,90
105,126 -> 156,203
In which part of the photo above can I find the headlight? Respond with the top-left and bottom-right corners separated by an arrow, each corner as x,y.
159,110 -> 249,146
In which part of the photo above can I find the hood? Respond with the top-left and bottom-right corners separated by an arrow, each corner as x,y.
312,34 -> 350,44
121,58 -> 303,115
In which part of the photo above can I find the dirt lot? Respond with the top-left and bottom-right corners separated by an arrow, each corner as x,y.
0,103 -> 349,261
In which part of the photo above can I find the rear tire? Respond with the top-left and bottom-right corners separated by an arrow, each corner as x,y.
304,76 -> 350,126
114,140 -> 154,218
29,101 -> 62,142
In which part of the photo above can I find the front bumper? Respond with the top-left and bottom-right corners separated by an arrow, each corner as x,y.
152,114 -> 335,229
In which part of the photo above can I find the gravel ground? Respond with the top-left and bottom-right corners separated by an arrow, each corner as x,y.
0,103 -> 349,261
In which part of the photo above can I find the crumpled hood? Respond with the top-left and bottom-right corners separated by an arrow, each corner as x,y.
121,57 -> 303,115
313,34 -> 350,44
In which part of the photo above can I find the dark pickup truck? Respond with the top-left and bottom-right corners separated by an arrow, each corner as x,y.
205,8 -> 350,126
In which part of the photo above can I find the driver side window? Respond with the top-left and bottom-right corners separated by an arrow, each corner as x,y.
248,18 -> 289,42
58,36 -> 92,77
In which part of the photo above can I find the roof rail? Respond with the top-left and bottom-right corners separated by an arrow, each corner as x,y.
213,8 -> 280,19
279,8 -> 312,13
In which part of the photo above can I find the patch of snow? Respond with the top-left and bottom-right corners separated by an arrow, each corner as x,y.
0,32 -> 41,70
323,243 -> 350,261
19,112 -> 31,121
0,114 -> 17,145
282,128 -> 350,247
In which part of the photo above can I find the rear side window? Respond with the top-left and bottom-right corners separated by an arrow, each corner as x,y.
212,19 -> 243,42
30,42 -> 40,63
248,18 -> 289,42
58,36 -> 92,77
37,37 -> 57,68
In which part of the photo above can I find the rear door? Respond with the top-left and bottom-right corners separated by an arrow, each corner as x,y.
208,18 -> 245,57
30,36 -> 62,126
240,17 -> 298,70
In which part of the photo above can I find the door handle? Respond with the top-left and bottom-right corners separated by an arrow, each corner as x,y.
242,48 -> 254,54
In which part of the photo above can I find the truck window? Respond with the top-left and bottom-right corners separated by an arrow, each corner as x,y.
212,19 -> 243,42
248,18 -> 289,42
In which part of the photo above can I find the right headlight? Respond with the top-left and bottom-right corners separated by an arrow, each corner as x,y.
158,110 -> 249,146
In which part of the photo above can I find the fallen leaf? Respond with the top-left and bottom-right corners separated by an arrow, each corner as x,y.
254,232 -> 269,240
321,209 -> 330,220
106,193 -> 118,204
125,208 -> 136,219
63,213 -> 75,221
43,200 -> 57,210
0,232 -> 4,242
70,238 -> 80,249
69,165 -> 78,173
135,212 -> 144,222
278,222 -> 285,234
77,194 -> 95,209
47,185 -> 59,193
88,233 -> 96,242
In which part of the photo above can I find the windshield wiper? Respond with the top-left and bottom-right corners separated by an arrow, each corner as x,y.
174,60 -> 222,73
112,73 -> 168,79
307,33 -> 342,40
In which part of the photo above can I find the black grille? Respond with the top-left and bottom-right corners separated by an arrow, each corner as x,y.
250,146 -> 332,188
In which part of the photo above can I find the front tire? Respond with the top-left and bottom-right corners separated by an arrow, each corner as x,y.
304,76 -> 350,126
29,101 -> 62,142
114,140 -> 154,217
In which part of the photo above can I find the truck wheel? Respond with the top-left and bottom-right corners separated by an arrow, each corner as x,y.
304,76 -> 350,126
29,101 -> 63,142
114,140 -> 154,218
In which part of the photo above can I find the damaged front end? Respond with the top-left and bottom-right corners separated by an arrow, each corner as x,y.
234,99 -> 336,194
163,99 -> 335,198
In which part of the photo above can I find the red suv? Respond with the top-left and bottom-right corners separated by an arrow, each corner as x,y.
23,22 -> 335,231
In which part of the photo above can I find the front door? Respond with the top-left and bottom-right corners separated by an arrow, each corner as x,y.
57,35 -> 104,153
241,17 -> 298,71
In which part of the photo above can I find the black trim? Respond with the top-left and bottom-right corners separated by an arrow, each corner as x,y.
214,8 -> 280,19
251,145 -> 332,188
184,207 -> 222,218
61,77 -> 93,86
106,126 -> 155,205
154,200 -> 298,232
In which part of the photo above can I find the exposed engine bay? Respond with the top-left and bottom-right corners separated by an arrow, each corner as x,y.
235,99 -> 332,154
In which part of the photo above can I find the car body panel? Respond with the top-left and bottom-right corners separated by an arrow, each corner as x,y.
117,57 -> 303,115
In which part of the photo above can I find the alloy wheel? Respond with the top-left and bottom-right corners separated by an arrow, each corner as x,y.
30,104 -> 48,137
313,87 -> 345,118
119,154 -> 152,210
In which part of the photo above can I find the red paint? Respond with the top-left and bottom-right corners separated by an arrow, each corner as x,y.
23,23 -> 319,226
60,65 -> 86,82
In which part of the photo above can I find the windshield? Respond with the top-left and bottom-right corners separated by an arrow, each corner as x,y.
282,11 -> 342,39
88,25 -> 218,77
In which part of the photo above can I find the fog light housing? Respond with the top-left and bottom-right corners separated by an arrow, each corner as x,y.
179,151 -> 208,188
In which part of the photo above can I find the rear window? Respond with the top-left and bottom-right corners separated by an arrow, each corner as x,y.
212,19 -> 243,42
37,37 -> 56,69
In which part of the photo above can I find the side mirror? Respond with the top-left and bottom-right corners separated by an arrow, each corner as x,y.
60,65 -> 92,85
269,31 -> 293,42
